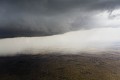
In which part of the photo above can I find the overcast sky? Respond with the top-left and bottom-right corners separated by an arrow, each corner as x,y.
0,0 -> 120,55
0,0 -> 120,38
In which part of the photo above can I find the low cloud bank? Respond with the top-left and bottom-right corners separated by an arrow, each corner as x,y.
0,27 -> 120,55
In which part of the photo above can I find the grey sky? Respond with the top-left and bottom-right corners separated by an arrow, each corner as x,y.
0,0 -> 120,38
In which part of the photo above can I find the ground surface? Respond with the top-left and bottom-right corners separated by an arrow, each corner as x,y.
0,53 -> 120,80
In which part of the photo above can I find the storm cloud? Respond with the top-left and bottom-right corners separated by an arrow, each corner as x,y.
0,0 -> 120,38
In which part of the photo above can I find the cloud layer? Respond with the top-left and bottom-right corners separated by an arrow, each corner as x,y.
0,0 -> 120,38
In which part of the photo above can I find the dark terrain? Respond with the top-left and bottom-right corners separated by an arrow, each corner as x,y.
0,53 -> 120,80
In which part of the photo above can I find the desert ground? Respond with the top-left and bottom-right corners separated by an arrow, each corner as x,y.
0,53 -> 120,80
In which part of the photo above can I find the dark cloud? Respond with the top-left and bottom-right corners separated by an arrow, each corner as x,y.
0,0 -> 120,38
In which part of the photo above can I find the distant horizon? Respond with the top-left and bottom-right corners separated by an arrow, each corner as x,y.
0,27 -> 120,55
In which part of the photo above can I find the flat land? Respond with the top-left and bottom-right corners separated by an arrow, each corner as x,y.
0,53 -> 120,80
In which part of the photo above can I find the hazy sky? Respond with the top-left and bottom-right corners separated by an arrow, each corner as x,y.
0,0 -> 120,38
0,0 -> 120,55
0,27 -> 120,55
